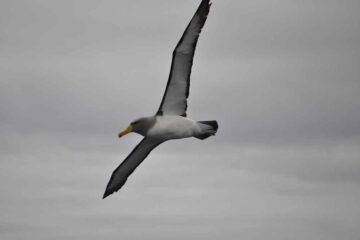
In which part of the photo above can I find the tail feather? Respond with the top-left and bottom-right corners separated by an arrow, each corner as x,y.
198,121 -> 218,131
195,120 -> 218,140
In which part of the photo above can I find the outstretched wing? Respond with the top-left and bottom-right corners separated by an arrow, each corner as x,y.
103,138 -> 163,198
156,0 -> 211,117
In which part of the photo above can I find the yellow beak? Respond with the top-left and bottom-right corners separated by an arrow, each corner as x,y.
118,125 -> 133,138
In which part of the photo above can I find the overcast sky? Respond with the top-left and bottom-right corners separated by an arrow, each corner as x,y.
1,0 -> 360,239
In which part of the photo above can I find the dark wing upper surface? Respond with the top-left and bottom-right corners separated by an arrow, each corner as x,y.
156,0 -> 211,117
103,138 -> 163,198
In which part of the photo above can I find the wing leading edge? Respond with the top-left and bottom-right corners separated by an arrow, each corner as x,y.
156,0 -> 212,117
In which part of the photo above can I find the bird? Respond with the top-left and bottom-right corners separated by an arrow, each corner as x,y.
103,0 -> 217,199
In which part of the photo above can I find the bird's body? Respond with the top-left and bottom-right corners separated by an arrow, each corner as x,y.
147,115 -> 215,140
147,116 -> 198,140
103,0 -> 217,198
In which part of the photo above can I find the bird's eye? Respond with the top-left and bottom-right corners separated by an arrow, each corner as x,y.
132,121 -> 139,125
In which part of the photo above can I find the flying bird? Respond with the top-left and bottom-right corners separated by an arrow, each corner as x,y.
103,0 -> 217,198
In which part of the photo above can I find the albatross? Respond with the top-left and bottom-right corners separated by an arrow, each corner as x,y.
103,0 -> 217,198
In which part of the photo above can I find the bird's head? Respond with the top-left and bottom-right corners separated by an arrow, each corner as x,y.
118,117 -> 155,138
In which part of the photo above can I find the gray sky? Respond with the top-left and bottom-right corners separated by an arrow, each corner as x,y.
1,0 -> 360,239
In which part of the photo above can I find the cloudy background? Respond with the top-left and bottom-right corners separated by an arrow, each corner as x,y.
1,0 -> 360,239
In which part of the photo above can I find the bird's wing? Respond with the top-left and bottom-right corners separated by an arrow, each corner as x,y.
156,0 -> 211,117
103,138 -> 163,198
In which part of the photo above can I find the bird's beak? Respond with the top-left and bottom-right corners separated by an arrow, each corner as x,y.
118,125 -> 133,138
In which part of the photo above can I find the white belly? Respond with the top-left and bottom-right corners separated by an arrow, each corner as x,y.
147,116 -> 201,140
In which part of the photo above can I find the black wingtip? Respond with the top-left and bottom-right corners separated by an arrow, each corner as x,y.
102,191 -> 111,199
199,0 -> 212,13
202,0 -> 212,9
196,0 -> 212,29
102,188 -> 115,199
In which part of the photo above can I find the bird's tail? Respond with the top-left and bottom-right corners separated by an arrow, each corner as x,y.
195,120 -> 218,140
